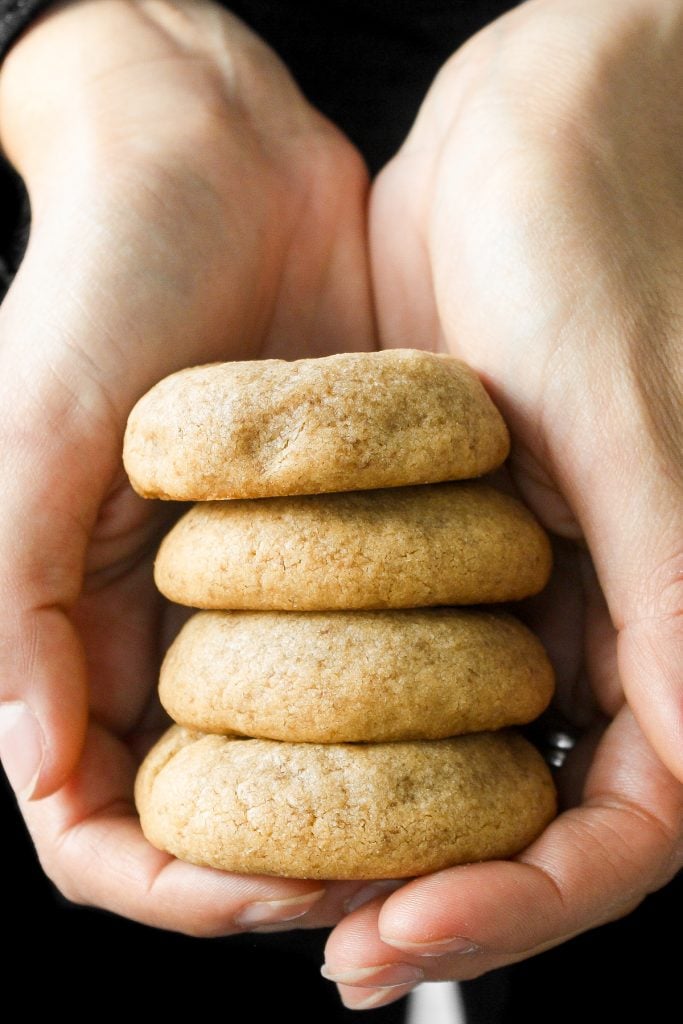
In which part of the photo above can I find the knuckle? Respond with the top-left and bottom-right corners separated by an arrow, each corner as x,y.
653,556 -> 683,626
634,550 -> 683,633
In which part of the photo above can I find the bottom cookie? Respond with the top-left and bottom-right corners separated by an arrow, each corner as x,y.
136,727 -> 556,879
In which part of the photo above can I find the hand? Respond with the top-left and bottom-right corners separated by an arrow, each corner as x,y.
0,0 -> 377,933
323,0 -> 683,1007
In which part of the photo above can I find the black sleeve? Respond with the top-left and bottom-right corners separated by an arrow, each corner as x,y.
0,0 -> 54,59
0,3 -> 54,297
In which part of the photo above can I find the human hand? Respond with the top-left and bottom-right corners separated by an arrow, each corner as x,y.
0,0 -> 376,933
324,0 -> 683,1007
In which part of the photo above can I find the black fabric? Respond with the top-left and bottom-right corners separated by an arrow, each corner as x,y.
0,157 -> 27,292
0,0 -> 53,53
0,0 -> 45,292
226,0 -> 519,170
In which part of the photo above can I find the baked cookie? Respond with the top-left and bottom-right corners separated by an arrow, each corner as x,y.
136,727 -> 557,879
154,483 -> 552,610
159,609 -> 554,741
123,350 -> 509,499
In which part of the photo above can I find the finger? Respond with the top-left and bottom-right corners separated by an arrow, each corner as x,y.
0,367 -> 98,797
337,980 -> 418,1012
321,899 -> 424,1010
513,421 -> 683,782
0,225 -> 140,797
577,455 -> 683,782
0,350 -> 174,798
557,364 -> 683,782
617,540 -> 683,783
502,307 -> 683,783
323,708 -> 682,983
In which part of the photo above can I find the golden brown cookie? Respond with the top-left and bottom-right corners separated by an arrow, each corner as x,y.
135,727 -> 556,879
154,483 -> 552,610
123,350 -> 509,499
159,609 -> 554,741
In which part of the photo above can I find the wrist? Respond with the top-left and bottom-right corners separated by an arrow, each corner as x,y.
0,1 -> 119,175
0,0 -> 230,198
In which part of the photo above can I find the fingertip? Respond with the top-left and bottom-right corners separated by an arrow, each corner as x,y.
336,981 -> 417,1011
1,609 -> 89,800
324,894 -> 385,963
0,701 -> 45,798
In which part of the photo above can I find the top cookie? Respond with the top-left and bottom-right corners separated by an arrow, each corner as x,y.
123,350 -> 509,499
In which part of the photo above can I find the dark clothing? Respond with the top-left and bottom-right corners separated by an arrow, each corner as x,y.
1,3 -> 679,1021
0,0 -> 53,53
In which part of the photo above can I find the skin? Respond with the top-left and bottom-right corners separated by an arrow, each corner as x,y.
0,0 -> 681,1010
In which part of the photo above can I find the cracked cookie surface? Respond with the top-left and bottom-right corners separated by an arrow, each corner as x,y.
136,727 -> 557,879
159,609 -> 554,741
123,350 -> 509,499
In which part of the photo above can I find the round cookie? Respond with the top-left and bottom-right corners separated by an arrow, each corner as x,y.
154,483 -> 552,610
136,727 -> 557,879
123,350 -> 509,499
160,609 -> 554,741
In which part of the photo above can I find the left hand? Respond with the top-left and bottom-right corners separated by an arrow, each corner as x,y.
324,0 -> 683,1008
0,0 -> 376,935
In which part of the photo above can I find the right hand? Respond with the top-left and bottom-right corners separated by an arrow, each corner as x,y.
0,0 -> 376,933
324,0 -> 683,1006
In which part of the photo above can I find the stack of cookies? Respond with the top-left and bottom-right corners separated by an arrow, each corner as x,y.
124,350 -> 556,880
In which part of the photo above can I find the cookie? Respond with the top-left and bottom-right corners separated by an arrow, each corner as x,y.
123,350 -> 509,499
136,727 -> 557,879
159,609 -> 554,741
154,483 -> 552,610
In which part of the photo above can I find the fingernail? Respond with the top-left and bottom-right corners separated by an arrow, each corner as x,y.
339,984 -> 419,1010
0,702 -> 44,798
344,880 -> 403,914
380,934 -> 480,957
233,890 -> 325,928
321,963 -> 424,988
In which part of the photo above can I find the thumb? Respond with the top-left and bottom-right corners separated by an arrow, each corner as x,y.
615,488 -> 683,784
582,401 -> 683,784
525,373 -> 683,784
0,248 -> 121,800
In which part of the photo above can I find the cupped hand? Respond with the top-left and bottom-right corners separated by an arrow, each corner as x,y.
324,0 -> 683,1008
0,0 -> 376,933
